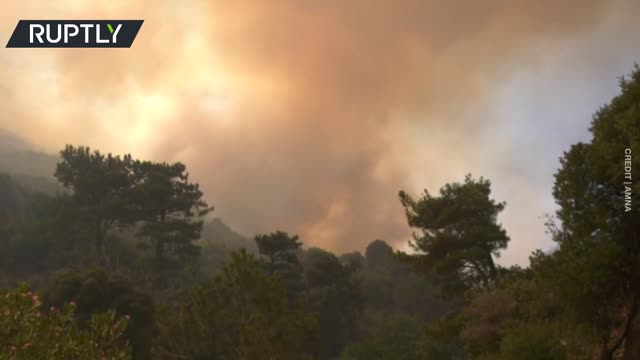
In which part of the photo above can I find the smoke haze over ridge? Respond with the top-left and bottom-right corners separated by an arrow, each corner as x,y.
2,0 -> 640,264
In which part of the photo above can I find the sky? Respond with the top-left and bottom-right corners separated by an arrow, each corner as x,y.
1,0 -> 639,265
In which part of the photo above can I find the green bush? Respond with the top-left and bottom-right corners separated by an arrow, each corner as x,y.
0,287 -> 131,359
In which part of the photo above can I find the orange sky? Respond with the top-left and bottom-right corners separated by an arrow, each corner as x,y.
1,0 -> 639,265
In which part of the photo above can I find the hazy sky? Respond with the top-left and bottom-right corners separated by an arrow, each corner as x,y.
1,0 -> 639,265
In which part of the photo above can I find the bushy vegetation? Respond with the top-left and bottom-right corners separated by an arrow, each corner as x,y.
0,287 -> 130,359
0,66 -> 638,359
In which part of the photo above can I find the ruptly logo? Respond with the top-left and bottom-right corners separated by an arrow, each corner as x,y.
6,20 -> 143,48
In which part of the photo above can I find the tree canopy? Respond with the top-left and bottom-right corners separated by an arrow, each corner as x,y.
399,175 -> 509,298
0,65 -> 638,360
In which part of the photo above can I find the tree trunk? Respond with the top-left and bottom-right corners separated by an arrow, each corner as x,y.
601,299 -> 639,360
624,313 -> 640,359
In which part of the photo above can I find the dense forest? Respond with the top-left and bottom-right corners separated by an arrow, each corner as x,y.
0,67 -> 638,359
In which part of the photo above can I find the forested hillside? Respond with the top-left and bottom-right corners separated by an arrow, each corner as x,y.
0,67 -> 638,359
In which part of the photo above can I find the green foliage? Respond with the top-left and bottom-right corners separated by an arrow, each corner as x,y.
158,250 -> 316,360
498,322 -> 566,360
54,146 -> 211,287
254,230 -> 302,268
420,313 -> 468,360
303,248 -> 362,358
2,63 -> 639,360
339,251 -> 364,272
419,65 -> 640,360
304,248 -> 354,289
131,160 -> 211,262
1,193 -> 96,282
42,270 -> 155,359
358,241 -> 449,321
547,65 -> 640,359
0,173 -> 33,215
254,230 -> 307,300
55,145 -> 135,256
399,175 -> 509,298
341,313 -> 424,360
364,240 -> 393,270
0,287 -> 130,359
460,289 -> 517,356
